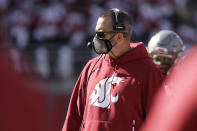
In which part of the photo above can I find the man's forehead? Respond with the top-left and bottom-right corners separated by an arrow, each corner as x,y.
95,17 -> 112,31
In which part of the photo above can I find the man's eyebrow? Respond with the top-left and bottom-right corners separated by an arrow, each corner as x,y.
95,29 -> 104,32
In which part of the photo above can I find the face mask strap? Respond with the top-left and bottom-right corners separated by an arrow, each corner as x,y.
103,34 -> 117,53
92,33 -> 118,54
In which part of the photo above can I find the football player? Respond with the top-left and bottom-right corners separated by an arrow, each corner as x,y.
147,30 -> 184,75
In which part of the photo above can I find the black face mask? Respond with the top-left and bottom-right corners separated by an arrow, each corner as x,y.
91,34 -> 116,54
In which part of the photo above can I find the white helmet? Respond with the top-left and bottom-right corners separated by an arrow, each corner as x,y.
147,30 -> 184,75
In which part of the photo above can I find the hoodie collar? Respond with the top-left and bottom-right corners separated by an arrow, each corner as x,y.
103,42 -> 149,65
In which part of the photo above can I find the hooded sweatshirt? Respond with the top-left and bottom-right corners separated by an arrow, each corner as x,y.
63,42 -> 164,131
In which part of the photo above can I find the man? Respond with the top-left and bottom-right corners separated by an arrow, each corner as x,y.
140,45 -> 197,131
62,8 -> 163,131
147,30 -> 184,75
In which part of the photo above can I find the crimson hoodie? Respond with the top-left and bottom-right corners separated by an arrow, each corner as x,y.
63,42 -> 164,131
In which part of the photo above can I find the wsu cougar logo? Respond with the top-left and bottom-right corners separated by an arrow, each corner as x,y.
89,73 -> 125,109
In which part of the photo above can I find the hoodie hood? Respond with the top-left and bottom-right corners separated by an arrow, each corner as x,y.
104,42 -> 150,65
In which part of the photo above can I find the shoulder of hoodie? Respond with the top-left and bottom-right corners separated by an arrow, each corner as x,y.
132,42 -> 163,81
131,42 -> 159,71
84,42 -> 159,73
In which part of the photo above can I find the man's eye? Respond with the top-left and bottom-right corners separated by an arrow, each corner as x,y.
96,32 -> 105,38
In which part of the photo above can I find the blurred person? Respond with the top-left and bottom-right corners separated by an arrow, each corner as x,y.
147,30 -> 184,75
143,29 -> 197,131
56,45 -> 73,79
62,11 -> 86,42
140,45 -> 197,131
33,1 -> 65,43
35,46 -> 50,78
63,8 -> 163,131
10,25 -> 29,49
7,7 -> 32,49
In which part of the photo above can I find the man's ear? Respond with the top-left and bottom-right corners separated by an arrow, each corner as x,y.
116,33 -> 123,42
116,33 -> 123,41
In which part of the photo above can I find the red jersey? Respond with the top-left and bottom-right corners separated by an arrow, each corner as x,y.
140,46 -> 197,131
63,42 -> 164,131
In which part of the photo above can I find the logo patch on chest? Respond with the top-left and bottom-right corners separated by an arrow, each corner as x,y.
89,73 -> 125,109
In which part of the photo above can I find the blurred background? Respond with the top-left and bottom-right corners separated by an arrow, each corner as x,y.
0,0 -> 197,130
